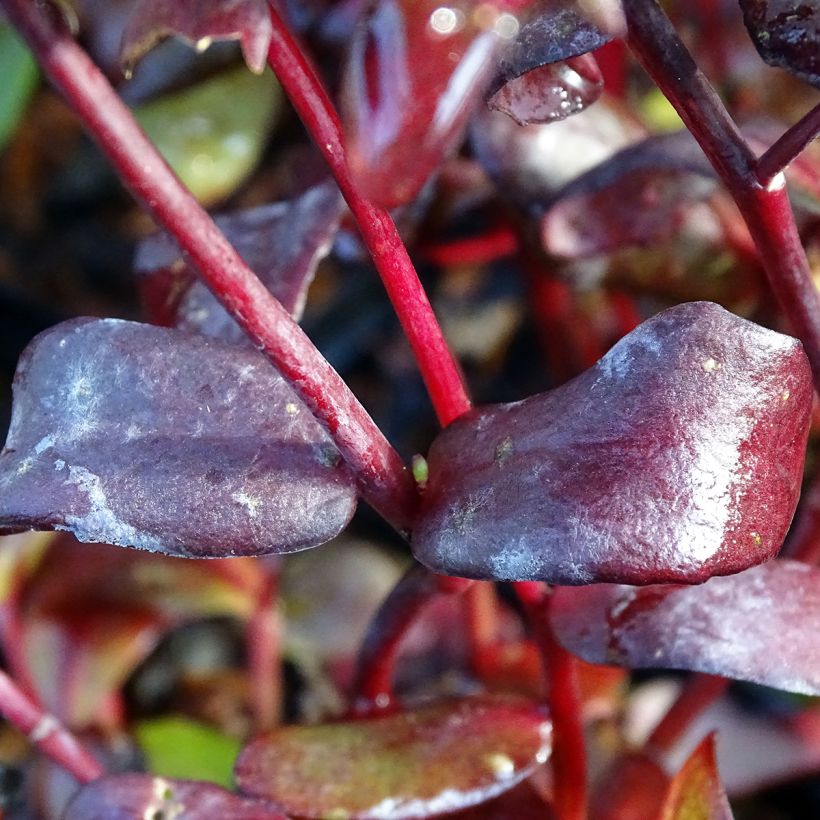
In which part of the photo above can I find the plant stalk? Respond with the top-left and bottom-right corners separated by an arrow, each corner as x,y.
623,0 -> 820,389
757,102 -> 820,187
1,0 -> 416,533
0,669 -> 103,783
265,3 -> 471,427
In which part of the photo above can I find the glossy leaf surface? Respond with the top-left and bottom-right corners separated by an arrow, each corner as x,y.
341,0 -> 516,208
413,302 -> 811,585
0,319 -> 357,557
121,0 -> 272,73
661,734 -> 733,820
235,696 -> 551,818
134,67 -> 280,205
739,0 -> 819,87
136,181 -> 343,336
552,560 -> 820,695
64,775 -> 285,820
489,54 -> 604,126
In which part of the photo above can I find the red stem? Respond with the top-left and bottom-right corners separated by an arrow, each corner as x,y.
265,3 -> 471,427
0,669 -> 103,783
646,674 -> 728,758
623,0 -> 820,389
1,0 -> 416,533
515,582 -> 588,820
351,564 -> 472,713
247,565 -> 282,731
757,102 -> 820,187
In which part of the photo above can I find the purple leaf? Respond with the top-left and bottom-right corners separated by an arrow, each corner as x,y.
135,181 -> 343,339
64,775 -> 285,819
489,54 -> 604,126
551,559 -> 820,695
0,319 -> 357,557
234,695 -> 551,819
412,302 -> 811,585
739,0 -> 819,88
120,0 -> 273,74
341,0 -> 518,208
541,131 -> 718,257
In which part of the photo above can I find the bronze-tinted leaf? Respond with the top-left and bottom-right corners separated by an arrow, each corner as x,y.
341,0 -> 518,208
739,0 -> 819,87
0,319 -> 357,557
660,734 -> 733,819
64,775 -> 285,820
413,303 -> 811,585
552,560 -> 820,695
121,0 -> 273,74
235,696 -> 551,818
136,181 -> 343,337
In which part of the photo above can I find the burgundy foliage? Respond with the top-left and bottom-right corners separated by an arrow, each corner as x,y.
413,302 -> 811,585
739,0 -> 819,87
64,775 -> 285,820
551,560 -> 820,695
136,181 -> 343,339
340,0 -> 515,208
0,319 -> 357,557
234,696 -> 551,818
120,0 -> 273,74
590,753 -> 669,820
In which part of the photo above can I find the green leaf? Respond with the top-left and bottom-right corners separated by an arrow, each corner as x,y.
0,25 -> 39,152
134,66 -> 281,206
135,716 -> 242,789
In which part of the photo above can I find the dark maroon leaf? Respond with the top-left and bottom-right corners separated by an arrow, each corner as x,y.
489,53 -> 604,125
413,302 -> 811,585
552,560 -> 820,695
235,695 -> 551,818
739,0 -> 819,87
661,733 -> 733,820
541,132 -> 718,257
120,0 -> 273,74
135,181 -> 343,339
0,319 -> 357,557
64,775 -> 285,819
590,753 -> 669,820
341,0 -> 519,208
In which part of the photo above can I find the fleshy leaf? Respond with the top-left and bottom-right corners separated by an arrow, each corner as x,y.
591,753 -> 669,820
489,54 -> 603,126
660,734 -> 733,820
121,0 -> 273,74
739,0 -> 819,88
413,302 -> 811,585
551,560 -> 820,695
234,695 -> 551,818
136,717 -> 243,789
541,131 -> 718,257
0,319 -> 357,557
136,181 -> 343,336
134,67 -> 280,206
341,0 -> 518,208
64,775 -> 285,820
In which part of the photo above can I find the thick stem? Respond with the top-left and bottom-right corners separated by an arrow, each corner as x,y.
2,0 -> 416,532
623,0 -> 820,387
646,674 -> 728,758
265,4 -> 471,427
0,669 -> 103,783
757,102 -> 820,187
351,564 -> 472,713
247,566 -> 283,731
515,582 -> 588,820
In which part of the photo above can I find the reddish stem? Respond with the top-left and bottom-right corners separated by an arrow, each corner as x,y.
593,39 -> 627,98
757,102 -> 820,187
421,224 -> 519,268
1,0 -> 416,533
265,4 -> 471,427
646,674 -> 728,758
0,669 -> 103,783
515,582 -> 588,820
247,565 -> 283,731
351,564 -> 472,713
623,0 -> 820,389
